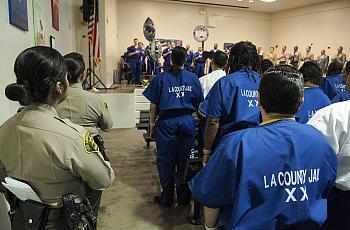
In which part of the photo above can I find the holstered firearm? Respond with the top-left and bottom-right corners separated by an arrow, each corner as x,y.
93,135 -> 109,161
62,194 -> 97,230
5,191 -> 49,230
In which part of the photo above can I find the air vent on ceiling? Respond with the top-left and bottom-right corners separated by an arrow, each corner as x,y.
165,0 -> 249,9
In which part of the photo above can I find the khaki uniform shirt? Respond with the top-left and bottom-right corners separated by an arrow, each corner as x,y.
57,84 -> 113,135
332,53 -> 347,63
0,103 -> 115,207
303,52 -> 315,62
317,54 -> 329,73
278,52 -> 288,64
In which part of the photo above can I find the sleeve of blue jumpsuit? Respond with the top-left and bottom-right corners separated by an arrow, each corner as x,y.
320,78 -> 336,100
142,76 -> 160,105
200,80 -> 237,119
189,136 -> 241,208
195,77 -> 204,105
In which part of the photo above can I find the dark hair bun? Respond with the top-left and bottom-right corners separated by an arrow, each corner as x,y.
5,83 -> 32,106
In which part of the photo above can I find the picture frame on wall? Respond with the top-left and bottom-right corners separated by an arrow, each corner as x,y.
8,0 -> 29,31
50,36 -> 56,49
33,0 -> 46,46
51,0 -> 59,31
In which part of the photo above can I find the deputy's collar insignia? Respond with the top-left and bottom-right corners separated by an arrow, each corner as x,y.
83,131 -> 99,154
103,102 -> 109,110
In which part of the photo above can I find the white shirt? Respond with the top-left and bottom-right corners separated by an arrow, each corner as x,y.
199,70 -> 226,98
307,100 -> 350,191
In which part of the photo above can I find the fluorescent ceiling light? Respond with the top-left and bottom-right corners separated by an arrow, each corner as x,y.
260,0 -> 276,2
249,0 -> 254,2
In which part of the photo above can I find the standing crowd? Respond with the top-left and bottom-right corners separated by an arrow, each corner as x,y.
0,39 -> 349,230
143,40 -> 350,230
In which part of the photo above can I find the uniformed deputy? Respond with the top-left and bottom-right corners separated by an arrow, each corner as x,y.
200,41 -> 261,165
56,52 -> 113,225
277,45 -> 288,64
301,46 -> 315,63
267,46 -> 277,65
57,52 -> 113,135
289,46 -> 302,68
331,46 -> 347,64
191,65 -> 338,230
1,46 -> 114,229
143,46 -> 204,207
317,49 -> 330,74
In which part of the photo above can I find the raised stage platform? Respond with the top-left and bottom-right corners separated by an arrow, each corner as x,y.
95,85 -> 150,129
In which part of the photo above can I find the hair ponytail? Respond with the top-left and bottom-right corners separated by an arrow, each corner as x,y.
5,83 -> 33,106
168,46 -> 187,77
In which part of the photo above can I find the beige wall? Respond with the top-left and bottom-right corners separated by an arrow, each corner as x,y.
116,0 -> 271,61
270,0 -> 350,59
103,0 -> 119,85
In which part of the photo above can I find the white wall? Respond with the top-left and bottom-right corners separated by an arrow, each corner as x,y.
270,0 -> 350,58
0,0 -> 77,124
116,0 -> 271,60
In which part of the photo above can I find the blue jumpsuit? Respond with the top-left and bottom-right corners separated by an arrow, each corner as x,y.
193,52 -> 206,77
320,74 -> 346,100
331,90 -> 350,103
200,68 -> 261,147
138,48 -> 146,74
296,87 -> 331,124
146,45 -> 160,75
185,51 -> 194,72
162,48 -> 172,72
143,69 -> 204,205
190,119 -> 338,230
127,46 -> 142,84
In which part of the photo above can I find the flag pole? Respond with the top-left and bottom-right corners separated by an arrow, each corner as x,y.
84,0 -> 107,90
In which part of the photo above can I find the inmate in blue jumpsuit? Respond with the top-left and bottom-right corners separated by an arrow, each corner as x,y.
162,48 -> 172,72
320,74 -> 345,100
127,46 -> 142,84
296,87 -> 331,124
185,51 -> 194,72
331,90 -> 350,103
200,68 -> 261,147
138,47 -> 146,74
143,69 -> 204,205
146,45 -> 160,75
193,51 -> 206,77
190,119 -> 338,230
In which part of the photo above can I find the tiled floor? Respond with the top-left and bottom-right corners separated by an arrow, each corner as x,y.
98,129 -> 203,230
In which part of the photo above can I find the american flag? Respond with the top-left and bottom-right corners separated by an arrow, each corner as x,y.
87,0 -> 101,69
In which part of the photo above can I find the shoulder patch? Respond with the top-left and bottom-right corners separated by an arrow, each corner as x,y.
103,102 -> 109,110
83,131 -> 100,154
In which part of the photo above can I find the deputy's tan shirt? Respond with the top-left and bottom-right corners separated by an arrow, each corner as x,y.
0,103 -> 115,207
57,84 -> 113,135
